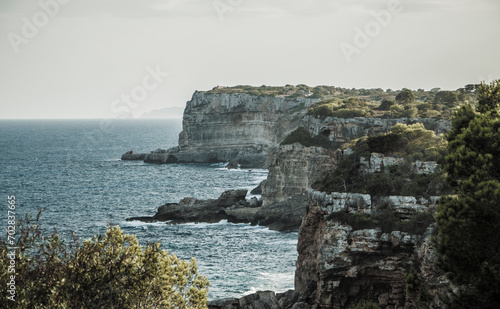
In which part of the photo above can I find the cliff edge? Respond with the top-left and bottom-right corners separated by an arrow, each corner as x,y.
145,91 -> 318,167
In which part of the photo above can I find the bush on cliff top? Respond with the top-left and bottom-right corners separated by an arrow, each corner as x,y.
351,123 -> 447,161
307,97 -> 373,118
313,123 -> 451,197
0,211 -> 209,308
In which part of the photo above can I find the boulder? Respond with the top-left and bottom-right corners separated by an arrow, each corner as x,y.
218,189 -> 248,207
239,291 -> 279,309
121,150 -> 146,160
226,158 -> 239,169
208,298 -> 240,309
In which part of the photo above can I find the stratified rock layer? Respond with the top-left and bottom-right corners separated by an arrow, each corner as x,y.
161,92 -> 318,167
262,144 -> 337,206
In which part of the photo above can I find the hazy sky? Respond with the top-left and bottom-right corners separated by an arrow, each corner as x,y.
1,0 -> 499,119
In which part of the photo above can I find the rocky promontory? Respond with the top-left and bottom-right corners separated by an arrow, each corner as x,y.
121,150 -> 146,160
127,189 -> 262,225
135,91 -> 319,167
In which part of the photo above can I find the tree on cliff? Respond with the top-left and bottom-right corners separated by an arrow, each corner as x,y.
435,80 -> 500,308
395,88 -> 415,105
0,211 -> 209,308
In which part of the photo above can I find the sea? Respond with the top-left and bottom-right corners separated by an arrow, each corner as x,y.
0,119 -> 298,301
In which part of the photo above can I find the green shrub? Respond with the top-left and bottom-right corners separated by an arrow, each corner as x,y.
376,99 -> 396,110
405,267 -> 432,307
330,108 -> 368,118
0,211 -> 209,308
308,103 -> 336,117
416,102 -> 432,111
401,107 -> 418,118
308,97 -> 373,117
352,123 -> 447,159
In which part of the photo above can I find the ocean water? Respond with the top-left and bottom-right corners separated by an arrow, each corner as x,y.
0,119 -> 298,300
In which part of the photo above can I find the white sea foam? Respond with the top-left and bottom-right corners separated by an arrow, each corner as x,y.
242,272 -> 295,296
119,220 -> 168,228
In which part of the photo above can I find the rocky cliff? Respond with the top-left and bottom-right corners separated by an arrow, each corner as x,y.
146,92 -> 318,167
263,117 -> 448,205
256,117 -> 448,230
293,190 -> 448,309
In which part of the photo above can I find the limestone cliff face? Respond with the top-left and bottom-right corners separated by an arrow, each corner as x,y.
294,190 -> 448,309
262,144 -> 337,206
300,116 -> 450,146
168,92 -> 318,167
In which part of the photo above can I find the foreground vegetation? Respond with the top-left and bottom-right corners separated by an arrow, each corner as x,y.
0,212 -> 209,308
435,80 -> 500,308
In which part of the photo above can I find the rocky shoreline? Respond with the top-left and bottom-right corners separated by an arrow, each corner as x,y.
126,188 -> 308,231
126,189 -> 263,226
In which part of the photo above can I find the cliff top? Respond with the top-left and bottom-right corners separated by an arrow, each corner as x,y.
201,84 -> 479,119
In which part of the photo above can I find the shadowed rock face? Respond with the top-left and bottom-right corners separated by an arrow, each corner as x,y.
262,144 -> 338,206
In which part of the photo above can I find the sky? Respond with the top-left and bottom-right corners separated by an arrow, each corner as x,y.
0,0 -> 499,119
